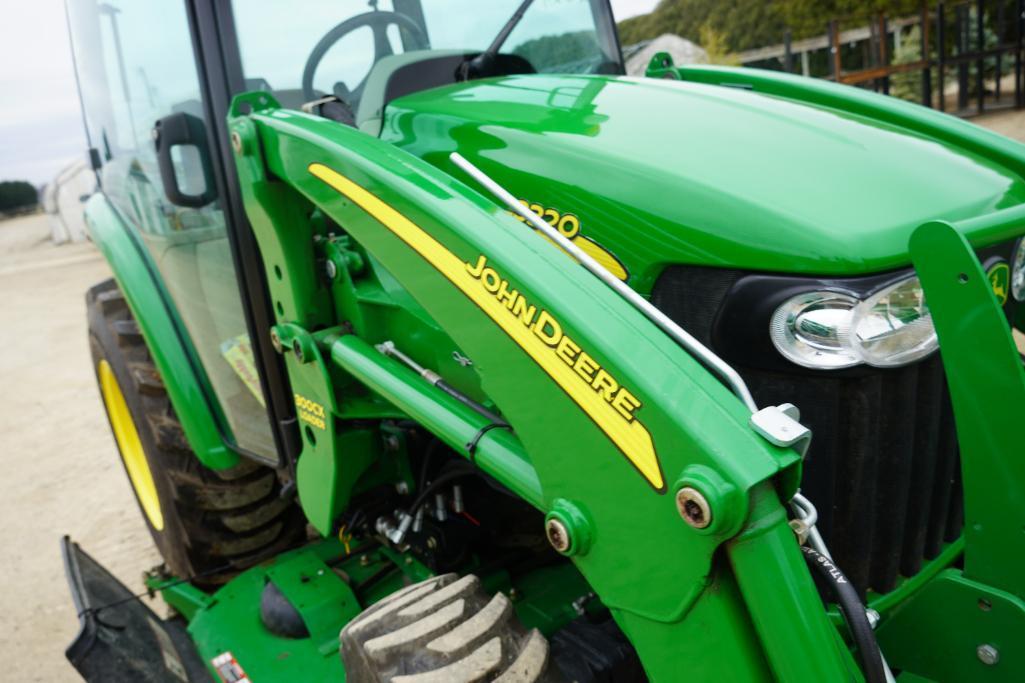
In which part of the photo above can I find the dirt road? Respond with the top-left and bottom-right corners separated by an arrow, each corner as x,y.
0,213 -> 160,681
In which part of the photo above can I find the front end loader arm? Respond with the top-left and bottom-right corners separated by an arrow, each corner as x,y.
227,92 -> 855,682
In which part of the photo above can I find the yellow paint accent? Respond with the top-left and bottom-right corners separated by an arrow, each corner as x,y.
98,360 -> 164,530
514,200 -> 629,281
572,236 -> 629,281
537,232 -> 629,281
988,262 -> 1010,306
295,393 -> 327,430
309,163 -> 662,490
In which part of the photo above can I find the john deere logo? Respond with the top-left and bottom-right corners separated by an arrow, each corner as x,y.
988,262 -> 1010,305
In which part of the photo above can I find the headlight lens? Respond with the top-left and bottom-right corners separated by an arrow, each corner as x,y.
851,277 -> 937,367
770,292 -> 860,369
1013,239 -> 1025,302
770,276 -> 938,369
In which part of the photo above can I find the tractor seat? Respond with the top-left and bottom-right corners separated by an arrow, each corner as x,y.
355,50 -> 469,137
355,49 -> 535,137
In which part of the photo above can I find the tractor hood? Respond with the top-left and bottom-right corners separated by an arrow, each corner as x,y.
382,73 -> 1025,285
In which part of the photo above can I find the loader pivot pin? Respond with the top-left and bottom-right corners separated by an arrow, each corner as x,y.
545,518 -> 571,553
676,487 -> 712,529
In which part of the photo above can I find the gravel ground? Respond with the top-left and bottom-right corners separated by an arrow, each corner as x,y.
0,213 -> 160,682
1,111 -> 1024,682
974,106 -> 1025,143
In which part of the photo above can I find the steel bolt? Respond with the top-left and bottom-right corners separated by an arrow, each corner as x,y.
452,484 -> 465,514
545,518 -> 571,553
977,644 -> 1000,666
359,554 -> 370,567
230,131 -> 243,154
412,507 -> 425,533
676,487 -> 712,529
269,329 -> 283,354
325,259 -> 338,280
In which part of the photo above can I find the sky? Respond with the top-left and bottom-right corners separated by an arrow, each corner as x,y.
0,0 -> 660,187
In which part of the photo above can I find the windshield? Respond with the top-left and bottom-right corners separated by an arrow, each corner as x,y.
231,0 -> 622,119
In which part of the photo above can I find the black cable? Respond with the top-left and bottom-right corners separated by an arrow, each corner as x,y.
435,380 -> 505,424
77,562 -> 234,620
418,437 -> 443,492
801,547 -> 887,683
466,422 -> 513,461
409,464 -> 477,514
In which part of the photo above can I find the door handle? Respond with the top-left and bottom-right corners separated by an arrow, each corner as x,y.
152,112 -> 217,208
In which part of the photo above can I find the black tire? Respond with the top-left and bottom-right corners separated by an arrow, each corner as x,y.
340,574 -> 564,682
87,278 -> 301,583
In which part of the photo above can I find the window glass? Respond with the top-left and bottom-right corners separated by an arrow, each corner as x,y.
67,0 -> 275,459
506,0 -> 611,73
231,0 -> 621,113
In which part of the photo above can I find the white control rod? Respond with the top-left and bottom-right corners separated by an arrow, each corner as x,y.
450,152 -> 759,413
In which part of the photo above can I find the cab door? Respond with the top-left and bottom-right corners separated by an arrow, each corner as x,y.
66,0 -> 287,464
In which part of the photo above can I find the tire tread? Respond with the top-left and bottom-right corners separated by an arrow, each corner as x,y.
86,278 -> 301,581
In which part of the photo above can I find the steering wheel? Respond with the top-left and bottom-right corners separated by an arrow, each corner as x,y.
301,11 -> 429,103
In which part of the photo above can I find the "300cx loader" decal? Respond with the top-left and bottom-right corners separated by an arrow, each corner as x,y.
309,163 -> 664,491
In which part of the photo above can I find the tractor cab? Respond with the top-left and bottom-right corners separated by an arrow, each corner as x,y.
230,0 -> 623,134
65,0 -> 624,467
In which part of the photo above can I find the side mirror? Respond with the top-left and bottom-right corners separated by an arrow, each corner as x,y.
152,112 -> 217,208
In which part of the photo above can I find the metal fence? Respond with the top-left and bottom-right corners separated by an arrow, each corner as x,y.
736,0 -> 1024,117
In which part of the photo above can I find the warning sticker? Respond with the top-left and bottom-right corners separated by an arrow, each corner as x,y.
211,652 -> 251,683
220,334 -> 266,408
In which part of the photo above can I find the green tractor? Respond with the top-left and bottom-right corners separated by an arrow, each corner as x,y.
62,0 -> 1025,681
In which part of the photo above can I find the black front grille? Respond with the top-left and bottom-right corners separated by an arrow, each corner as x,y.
651,265 -> 965,596
741,358 -> 962,595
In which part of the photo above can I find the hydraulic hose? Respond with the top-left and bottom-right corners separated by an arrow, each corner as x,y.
801,547 -> 887,683
408,465 -> 476,514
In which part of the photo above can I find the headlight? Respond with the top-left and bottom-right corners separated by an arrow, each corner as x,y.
770,276 -> 938,369
851,277 -> 937,367
769,292 -> 860,369
1013,239 -> 1025,302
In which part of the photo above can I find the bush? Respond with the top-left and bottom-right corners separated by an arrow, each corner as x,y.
0,180 -> 39,214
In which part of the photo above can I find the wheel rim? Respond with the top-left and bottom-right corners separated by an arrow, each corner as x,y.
98,359 -> 164,530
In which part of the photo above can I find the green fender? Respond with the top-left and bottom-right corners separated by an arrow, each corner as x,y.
84,193 -> 238,470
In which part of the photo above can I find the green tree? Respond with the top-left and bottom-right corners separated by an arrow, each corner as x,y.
618,0 -> 927,53
777,0 -> 923,37
0,180 -> 39,213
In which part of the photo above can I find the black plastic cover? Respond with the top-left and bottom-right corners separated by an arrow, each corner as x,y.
62,536 -> 208,682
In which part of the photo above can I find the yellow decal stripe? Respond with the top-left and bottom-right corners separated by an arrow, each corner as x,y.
309,163 -> 663,491
568,235 -> 629,282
